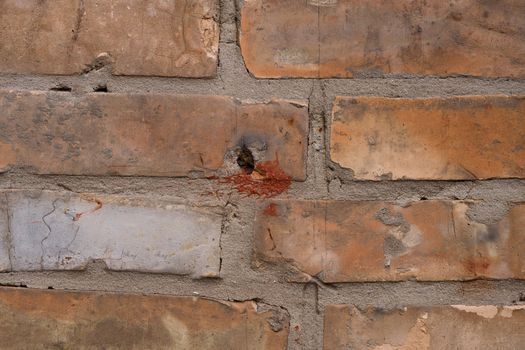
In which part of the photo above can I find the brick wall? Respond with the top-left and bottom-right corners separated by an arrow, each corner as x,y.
0,0 -> 524,349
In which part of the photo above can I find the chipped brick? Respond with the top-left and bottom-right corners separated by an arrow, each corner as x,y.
254,200 -> 525,282
0,0 -> 219,77
324,304 -> 525,349
0,287 -> 289,349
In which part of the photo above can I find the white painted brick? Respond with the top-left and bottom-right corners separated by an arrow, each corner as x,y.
3,191 -> 222,278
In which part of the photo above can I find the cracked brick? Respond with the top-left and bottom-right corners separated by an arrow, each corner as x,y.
1,191 -> 223,278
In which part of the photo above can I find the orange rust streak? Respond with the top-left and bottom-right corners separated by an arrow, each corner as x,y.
263,203 -> 278,216
220,155 -> 291,198
73,199 -> 103,221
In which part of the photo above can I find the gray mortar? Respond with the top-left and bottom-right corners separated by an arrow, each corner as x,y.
0,0 -> 525,348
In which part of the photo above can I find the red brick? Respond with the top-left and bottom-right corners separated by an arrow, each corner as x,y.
324,304 -> 525,350
330,96 -> 525,180
240,0 -> 525,78
0,0 -> 219,77
0,287 -> 289,349
0,91 -> 308,179
254,200 -> 525,282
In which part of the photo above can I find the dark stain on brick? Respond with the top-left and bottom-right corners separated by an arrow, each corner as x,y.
478,224 -> 499,242
236,144 -> 255,174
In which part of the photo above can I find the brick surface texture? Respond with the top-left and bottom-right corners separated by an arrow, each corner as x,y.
0,0 -> 219,77
0,287 -> 289,349
323,304 -> 525,349
330,96 -> 525,180
0,90 -> 308,179
255,200 -> 525,282
0,0 -> 524,348
240,0 -> 525,78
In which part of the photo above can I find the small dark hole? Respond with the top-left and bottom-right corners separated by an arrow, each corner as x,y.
48,286 -> 54,290
93,84 -> 108,92
236,145 -> 255,174
50,85 -> 72,92
519,293 -> 525,302
420,197 -> 428,200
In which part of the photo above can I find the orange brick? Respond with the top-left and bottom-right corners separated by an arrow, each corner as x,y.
0,0 -> 219,77
0,91 -> 308,179
324,304 -> 525,350
330,96 -> 525,180
0,287 -> 289,349
254,200 -> 525,282
240,0 -> 525,78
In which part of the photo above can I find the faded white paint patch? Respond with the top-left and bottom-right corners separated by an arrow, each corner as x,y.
451,305 -> 498,319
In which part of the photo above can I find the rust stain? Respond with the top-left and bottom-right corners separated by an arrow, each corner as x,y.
263,203 -> 278,216
221,154 -> 291,198
73,199 -> 103,221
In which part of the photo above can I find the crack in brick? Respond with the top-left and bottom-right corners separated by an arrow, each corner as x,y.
72,0 -> 85,42
57,226 -> 80,267
39,199 -> 59,268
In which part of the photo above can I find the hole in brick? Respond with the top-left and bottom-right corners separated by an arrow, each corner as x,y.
236,144 -> 255,174
93,84 -> 109,92
50,85 -> 72,92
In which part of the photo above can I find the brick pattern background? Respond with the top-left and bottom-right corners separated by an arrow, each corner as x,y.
0,0 -> 524,349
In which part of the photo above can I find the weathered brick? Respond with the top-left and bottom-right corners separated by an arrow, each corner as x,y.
240,0 -> 525,78
324,304 -> 525,350
0,0 -> 219,77
331,96 -> 525,180
254,200 -> 525,282
0,191 -> 222,277
0,90 -> 308,180
0,287 -> 289,349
